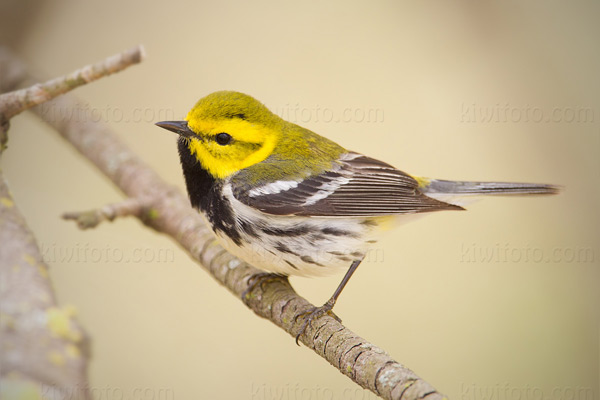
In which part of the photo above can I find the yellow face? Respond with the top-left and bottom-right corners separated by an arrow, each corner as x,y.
184,91 -> 284,179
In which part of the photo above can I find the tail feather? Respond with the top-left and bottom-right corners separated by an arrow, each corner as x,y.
418,179 -> 560,207
421,179 -> 560,196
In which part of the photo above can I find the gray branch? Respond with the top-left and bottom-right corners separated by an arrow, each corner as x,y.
0,45 -> 144,400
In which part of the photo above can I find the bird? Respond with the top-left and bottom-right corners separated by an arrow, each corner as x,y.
156,91 -> 558,342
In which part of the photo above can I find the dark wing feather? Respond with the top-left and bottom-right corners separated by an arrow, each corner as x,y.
233,152 -> 463,216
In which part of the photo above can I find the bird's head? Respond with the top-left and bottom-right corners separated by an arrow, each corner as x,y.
156,91 -> 284,179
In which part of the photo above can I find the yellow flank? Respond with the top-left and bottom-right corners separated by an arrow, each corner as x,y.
185,117 -> 280,179
369,215 -> 396,231
412,175 -> 431,189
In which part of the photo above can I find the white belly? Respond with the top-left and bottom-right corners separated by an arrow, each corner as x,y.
212,214 -> 377,277
203,184 -> 426,277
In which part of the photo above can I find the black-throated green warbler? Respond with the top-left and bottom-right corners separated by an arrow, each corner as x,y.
156,91 -> 558,340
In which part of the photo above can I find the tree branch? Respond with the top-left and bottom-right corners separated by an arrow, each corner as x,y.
62,197 -> 147,229
0,169 -> 91,400
0,45 -> 145,400
3,48 -> 447,400
0,45 -> 144,121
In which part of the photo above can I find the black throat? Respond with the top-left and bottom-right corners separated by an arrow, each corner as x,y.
177,137 -> 216,211
177,138 -> 242,245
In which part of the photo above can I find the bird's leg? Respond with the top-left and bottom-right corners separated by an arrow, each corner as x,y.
295,257 -> 364,345
242,272 -> 288,302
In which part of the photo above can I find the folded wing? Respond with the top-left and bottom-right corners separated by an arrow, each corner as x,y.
232,152 -> 463,217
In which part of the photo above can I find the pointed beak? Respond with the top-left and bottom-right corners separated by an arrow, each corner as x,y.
155,120 -> 198,140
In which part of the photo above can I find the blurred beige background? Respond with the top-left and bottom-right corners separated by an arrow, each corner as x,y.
1,1 -> 598,399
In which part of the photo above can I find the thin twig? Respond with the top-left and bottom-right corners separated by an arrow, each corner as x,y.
62,197 -> 146,229
0,45 -> 144,120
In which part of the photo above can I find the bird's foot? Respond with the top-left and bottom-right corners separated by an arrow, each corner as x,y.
294,299 -> 340,345
241,272 -> 286,302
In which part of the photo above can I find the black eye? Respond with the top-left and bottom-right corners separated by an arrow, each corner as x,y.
215,133 -> 232,146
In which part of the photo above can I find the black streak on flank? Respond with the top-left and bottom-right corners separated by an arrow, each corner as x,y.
285,260 -> 298,270
322,227 -> 358,238
261,225 -> 311,237
361,219 -> 377,227
275,242 -> 300,257
301,255 -> 324,267
238,219 -> 258,238
177,137 -> 242,245
310,233 -> 327,242
328,251 -> 351,262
